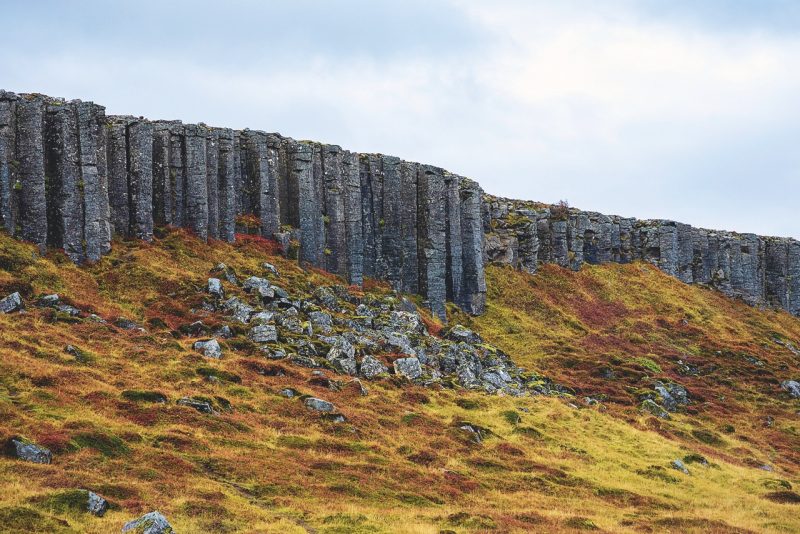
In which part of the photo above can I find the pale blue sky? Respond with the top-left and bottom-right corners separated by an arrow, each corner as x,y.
2,0 -> 798,237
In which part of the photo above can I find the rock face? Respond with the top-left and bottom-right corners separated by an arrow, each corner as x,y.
2,89 -> 798,318
485,196 -> 800,317
0,90 -> 485,320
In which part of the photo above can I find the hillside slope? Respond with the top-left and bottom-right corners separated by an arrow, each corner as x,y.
0,229 -> 798,533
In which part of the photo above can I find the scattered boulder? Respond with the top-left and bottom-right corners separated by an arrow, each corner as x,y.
0,292 -> 24,313
115,318 -> 144,332
55,303 -> 81,316
458,422 -> 492,444
653,381 -> 689,412
250,311 -> 276,324
64,344 -> 93,364
378,311 -> 426,334
222,297 -> 255,324
248,324 -> 278,343
214,325 -> 233,339
781,380 -> 800,398
243,276 -> 271,293
5,437 -> 52,464
37,294 -> 60,307
122,511 -> 174,534
671,459 -> 690,475
394,357 -> 423,380
177,397 -> 214,414
326,337 -> 357,375
182,321 -> 208,337
207,278 -> 224,299
641,399 -> 670,419
445,325 -> 483,344
193,339 -> 222,359
313,286 -> 339,310
87,491 -> 109,517
304,397 -> 335,412
309,311 -> 332,328
262,262 -> 279,276
279,388 -> 299,398
360,355 -> 388,379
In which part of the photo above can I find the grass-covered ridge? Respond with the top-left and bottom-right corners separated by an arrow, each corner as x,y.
0,229 -> 798,533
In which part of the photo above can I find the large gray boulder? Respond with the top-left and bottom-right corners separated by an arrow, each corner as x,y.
207,278 -> 224,299
222,297 -> 254,324
5,437 -> 51,464
87,491 -> 109,517
654,381 -> 689,412
393,357 -> 423,380
122,511 -> 174,533
248,324 -> 278,343
782,380 -> 800,398
193,338 -> 222,359
326,337 -> 357,375
243,276 -> 271,293
304,397 -> 335,412
360,355 -> 388,379
445,324 -> 483,344
0,292 -> 23,313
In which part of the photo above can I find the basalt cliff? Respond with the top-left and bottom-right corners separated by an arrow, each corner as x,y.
0,90 -> 797,318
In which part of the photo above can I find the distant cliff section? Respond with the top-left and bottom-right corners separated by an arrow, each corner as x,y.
0,91 -> 485,319
484,196 -> 800,316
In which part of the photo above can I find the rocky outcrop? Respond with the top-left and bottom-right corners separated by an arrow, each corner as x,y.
0,90 -> 486,320
484,196 -> 800,316
3,89 -> 797,318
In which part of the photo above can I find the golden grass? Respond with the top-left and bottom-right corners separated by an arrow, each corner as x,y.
0,230 -> 797,532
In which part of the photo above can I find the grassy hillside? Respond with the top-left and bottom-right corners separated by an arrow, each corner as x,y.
0,229 -> 798,533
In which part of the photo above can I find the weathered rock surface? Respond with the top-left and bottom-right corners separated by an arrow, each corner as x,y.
485,195 -> 800,317
0,292 -> 23,313
193,338 -> 222,359
3,89 -> 797,319
122,511 -> 174,534
5,437 -> 52,464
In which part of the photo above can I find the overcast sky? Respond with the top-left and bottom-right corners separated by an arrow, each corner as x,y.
2,0 -> 798,237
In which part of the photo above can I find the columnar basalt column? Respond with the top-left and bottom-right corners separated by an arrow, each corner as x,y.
183,124 -> 208,241
168,123 -> 186,228
263,134 -> 282,238
106,116 -> 131,237
206,129 -> 220,240
311,144 -> 327,263
127,120 -> 154,241
381,155 -> 403,289
44,102 -> 83,261
16,96 -> 47,250
788,240 -> 800,317
399,161 -> 419,293
359,154 -> 382,278
321,144 -> 347,277
0,91 -> 18,234
342,150 -> 364,285
444,173 -> 463,303
76,101 -> 111,261
290,141 -> 319,266
152,122 -> 172,228
417,165 -> 447,320
459,178 -> 486,315
216,128 -> 237,242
